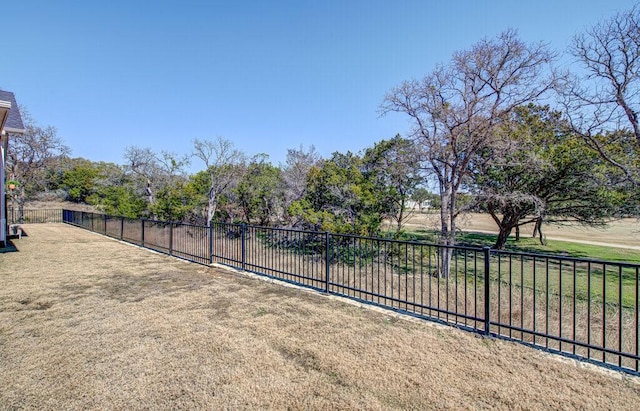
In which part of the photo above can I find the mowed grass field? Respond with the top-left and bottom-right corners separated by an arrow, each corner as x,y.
402,212 -> 640,249
1,225 -> 640,409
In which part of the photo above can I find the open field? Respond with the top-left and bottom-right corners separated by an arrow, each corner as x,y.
1,225 -> 640,409
402,212 -> 640,249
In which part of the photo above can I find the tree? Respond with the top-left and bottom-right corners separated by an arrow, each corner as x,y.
382,30 -> 556,276
79,161 -> 142,217
56,158 -> 99,203
411,188 -> 439,211
289,151 -> 384,235
363,135 -> 423,232
281,145 -> 322,226
123,146 -> 159,206
151,181 -> 193,222
473,105 -> 626,249
179,170 -> 213,224
192,137 -> 246,224
5,111 -> 69,217
123,147 -> 189,218
90,185 -> 147,218
236,154 -> 284,225
561,4 -> 640,184
150,152 -> 190,220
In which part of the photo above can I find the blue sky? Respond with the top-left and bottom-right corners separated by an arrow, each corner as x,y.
1,0 -> 636,171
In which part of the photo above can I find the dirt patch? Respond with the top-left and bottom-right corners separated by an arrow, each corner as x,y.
1,224 -> 639,409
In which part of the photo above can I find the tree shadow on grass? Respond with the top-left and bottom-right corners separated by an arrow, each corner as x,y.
457,232 -> 581,258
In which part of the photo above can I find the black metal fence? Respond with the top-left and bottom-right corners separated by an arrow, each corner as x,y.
7,208 -> 63,224
62,209 -> 640,376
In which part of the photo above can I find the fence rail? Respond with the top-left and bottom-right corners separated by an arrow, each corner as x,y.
61,209 -> 640,376
7,208 -> 63,224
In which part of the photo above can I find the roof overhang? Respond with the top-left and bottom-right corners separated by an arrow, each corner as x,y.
0,91 -> 25,135
0,100 -> 10,136
4,126 -> 25,134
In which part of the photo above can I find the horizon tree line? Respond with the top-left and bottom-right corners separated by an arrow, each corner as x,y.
5,4 -> 640,258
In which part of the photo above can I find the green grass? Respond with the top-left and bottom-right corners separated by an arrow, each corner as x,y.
516,238 -> 640,263
395,229 -> 640,264
390,229 -> 640,307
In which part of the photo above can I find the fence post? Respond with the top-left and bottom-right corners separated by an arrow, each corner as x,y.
169,222 -> 174,256
325,232 -> 330,294
120,216 -> 124,240
104,214 -> 107,234
483,246 -> 491,335
141,219 -> 145,246
241,224 -> 246,271
209,223 -> 214,264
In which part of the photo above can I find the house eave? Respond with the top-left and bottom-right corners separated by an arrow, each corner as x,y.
0,100 -> 9,133
4,127 -> 26,134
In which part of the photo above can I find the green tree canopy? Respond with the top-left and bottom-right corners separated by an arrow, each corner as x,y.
236,154 -> 284,226
363,135 -> 423,232
289,151 -> 386,236
473,105 -> 628,249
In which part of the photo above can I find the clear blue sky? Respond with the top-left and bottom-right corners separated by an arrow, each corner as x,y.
1,0 -> 636,171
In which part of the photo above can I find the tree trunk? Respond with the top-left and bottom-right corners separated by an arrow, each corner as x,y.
438,187 -> 454,278
207,193 -> 217,226
537,221 -> 546,245
494,226 -> 513,250
488,210 -> 520,250
145,179 -> 154,206
532,217 -> 546,245
396,205 -> 404,233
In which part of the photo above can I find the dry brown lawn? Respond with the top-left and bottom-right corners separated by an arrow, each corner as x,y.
1,224 -> 639,410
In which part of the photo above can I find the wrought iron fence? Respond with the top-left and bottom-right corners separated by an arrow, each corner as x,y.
62,209 -> 640,376
7,208 -> 63,224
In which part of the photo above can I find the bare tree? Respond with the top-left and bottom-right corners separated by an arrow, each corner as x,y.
156,150 -> 190,182
124,147 -> 160,205
281,145 -> 322,225
123,147 -> 189,211
382,30 -> 556,276
6,110 -> 69,217
192,137 -> 245,224
561,4 -> 640,184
